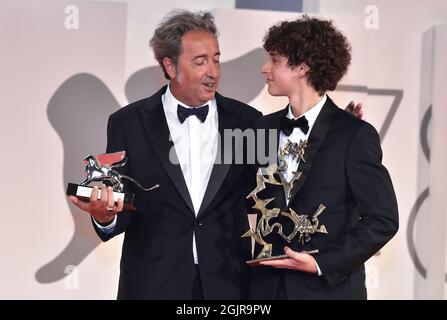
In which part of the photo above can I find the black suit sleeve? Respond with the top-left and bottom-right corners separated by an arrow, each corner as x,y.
92,113 -> 132,241
245,111 -> 264,213
315,122 -> 399,286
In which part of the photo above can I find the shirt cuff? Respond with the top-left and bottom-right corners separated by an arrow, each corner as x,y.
93,215 -> 117,234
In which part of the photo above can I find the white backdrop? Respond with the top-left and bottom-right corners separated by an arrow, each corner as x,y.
0,0 -> 446,299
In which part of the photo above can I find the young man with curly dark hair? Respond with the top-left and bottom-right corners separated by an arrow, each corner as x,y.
248,15 -> 399,300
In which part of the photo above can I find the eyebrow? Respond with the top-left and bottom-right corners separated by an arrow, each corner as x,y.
192,52 -> 221,60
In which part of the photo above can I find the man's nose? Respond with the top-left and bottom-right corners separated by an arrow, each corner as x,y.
261,61 -> 270,73
207,61 -> 220,78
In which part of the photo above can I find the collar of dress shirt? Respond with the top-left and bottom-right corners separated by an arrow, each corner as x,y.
162,85 -> 216,124
286,94 -> 327,131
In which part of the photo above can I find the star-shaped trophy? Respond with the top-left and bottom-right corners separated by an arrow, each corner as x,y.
242,139 -> 328,265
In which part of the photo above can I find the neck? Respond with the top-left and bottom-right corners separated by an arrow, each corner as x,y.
169,83 -> 191,107
289,89 -> 323,118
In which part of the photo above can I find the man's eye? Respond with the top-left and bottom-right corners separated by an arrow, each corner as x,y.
195,59 -> 205,66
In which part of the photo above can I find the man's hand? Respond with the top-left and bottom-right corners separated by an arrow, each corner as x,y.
345,101 -> 364,119
68,184 -> 124,225
259,246 -> 318,274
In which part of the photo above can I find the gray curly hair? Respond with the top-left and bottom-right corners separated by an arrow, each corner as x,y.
150,10 -> 218,79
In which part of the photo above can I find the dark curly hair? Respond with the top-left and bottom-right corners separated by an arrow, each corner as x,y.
263,15 -> 351,95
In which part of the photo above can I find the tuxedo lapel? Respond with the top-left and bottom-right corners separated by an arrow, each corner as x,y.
287,97 -> 340,205
197,93 -> 238,218
139,86 -> 195,216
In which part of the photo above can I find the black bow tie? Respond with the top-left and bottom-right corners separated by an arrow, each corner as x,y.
177,104 -> 209,123
280,115 -> 309,136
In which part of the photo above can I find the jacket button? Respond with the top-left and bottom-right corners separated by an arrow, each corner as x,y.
198,222 -> 203,227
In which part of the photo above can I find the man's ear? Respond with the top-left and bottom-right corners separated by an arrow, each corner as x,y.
297,63 -> 310,77
162,57 -> 176,79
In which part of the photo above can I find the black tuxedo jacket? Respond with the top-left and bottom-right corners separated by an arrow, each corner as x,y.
93,86 -> 261,299
249,97 -> 399,299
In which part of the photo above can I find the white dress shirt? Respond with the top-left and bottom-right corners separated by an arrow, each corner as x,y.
163,86 -> 219,264
95,86 -> 219,265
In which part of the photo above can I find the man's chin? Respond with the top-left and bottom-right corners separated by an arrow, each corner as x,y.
267,87 -> 281,97
201,90 -> 216,101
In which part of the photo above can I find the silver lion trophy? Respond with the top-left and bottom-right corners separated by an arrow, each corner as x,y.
242,139 -> 328,265
66,151 -> 159,210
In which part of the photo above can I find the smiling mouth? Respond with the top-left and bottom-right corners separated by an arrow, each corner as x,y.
203,82 -> 215,89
